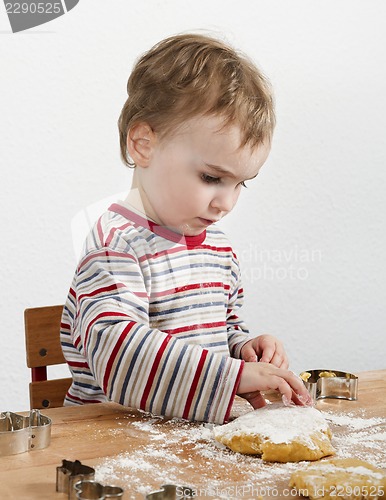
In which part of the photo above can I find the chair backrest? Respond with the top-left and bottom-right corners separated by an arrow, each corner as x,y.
24,305 -> 72,409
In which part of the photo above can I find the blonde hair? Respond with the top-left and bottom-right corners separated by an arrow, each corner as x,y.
118,33 -> 275,167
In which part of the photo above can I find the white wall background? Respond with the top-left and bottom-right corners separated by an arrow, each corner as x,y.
1,0 -> 385,412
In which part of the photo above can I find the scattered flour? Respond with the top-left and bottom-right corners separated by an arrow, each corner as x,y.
322,411 -> 385,430
94,408 -> 386,499
321,410 -> 386,466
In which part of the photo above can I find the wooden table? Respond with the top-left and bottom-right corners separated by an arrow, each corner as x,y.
0,370 -> 385,499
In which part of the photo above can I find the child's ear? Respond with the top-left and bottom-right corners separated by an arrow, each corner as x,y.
126,122 -> 156,167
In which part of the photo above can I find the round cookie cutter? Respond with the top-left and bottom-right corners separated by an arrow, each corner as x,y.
300,369 -> 358,401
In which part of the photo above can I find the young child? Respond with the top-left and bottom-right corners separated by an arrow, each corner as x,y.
61,33 -> 311,423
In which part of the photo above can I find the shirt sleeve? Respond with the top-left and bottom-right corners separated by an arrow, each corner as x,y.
72,245 -> 243,424
226,259 -> 252,360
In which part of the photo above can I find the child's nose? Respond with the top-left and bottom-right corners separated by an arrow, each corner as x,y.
211,188 -> 238,213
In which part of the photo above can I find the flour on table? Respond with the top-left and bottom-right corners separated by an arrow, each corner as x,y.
93,408 -> 386,499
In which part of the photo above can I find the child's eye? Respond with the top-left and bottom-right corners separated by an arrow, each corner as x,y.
240,181 -> 248,188
201,173 -> 221,184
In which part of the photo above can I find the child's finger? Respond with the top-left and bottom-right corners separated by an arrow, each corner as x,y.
279,370 -> 312,405
296,392 -> 314,406
241,343 -> 258,362
240,390 -> 267,409
282,393 -> 296,406
258,344 -> 275,363
269,351 -> 287,368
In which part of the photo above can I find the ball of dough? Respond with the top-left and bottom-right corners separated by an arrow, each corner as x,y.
213,404 -> 335,463
289,458 -> 386,499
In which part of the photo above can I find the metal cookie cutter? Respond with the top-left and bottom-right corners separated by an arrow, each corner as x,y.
56,460 -> 95,499
74,480 -> 124,499
300,369 -> 358,401
146,484 -> 195,499
56,460 -> 124,500
0,409 -> 51,457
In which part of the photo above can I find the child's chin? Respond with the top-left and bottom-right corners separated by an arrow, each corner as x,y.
177,224 -> 205,237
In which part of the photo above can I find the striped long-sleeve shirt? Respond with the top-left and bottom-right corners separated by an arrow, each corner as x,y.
61,202 -> 251,423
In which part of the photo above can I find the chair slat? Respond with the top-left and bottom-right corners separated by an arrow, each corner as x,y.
29,378 -> 72,409
25,305 -> 71,409
24,305 -> 65,368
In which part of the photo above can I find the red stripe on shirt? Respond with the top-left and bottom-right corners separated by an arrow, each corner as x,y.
80,249 -> 136,269
67,360 -> 90,368
105,222 -> 132,247
66,392 -> 102,405
183,350 -> 208,419
151,282 -> 229,299
78,283 -> 126,301
102,321 -> 136,393
97,217 -> 104,246
200,244 -> 233,253
224,360 -> 244,423
82,311 -> 129,349
140,335 -> 172,410
138,245 -> 187,263
165,321 -> 226,335
138,245 -> 234,265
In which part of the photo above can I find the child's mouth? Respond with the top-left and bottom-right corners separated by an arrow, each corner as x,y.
198,217 -> 218,227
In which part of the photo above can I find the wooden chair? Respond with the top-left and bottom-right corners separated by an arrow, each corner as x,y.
24,305 -> 72,409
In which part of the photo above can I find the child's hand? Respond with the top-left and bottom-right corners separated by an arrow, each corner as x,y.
240,334 -> 288,368
237,362 -> 312,409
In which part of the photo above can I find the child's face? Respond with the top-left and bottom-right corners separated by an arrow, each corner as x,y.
136,115 -> 270,236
